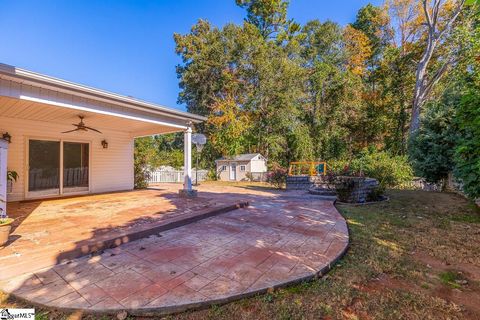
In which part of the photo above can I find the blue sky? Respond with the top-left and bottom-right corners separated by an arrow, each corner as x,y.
0,0 -> 381,111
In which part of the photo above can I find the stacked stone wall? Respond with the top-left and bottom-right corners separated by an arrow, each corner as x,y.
286,176 -> 325,190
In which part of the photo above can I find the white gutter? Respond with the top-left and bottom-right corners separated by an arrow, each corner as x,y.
0,63 -> 206,123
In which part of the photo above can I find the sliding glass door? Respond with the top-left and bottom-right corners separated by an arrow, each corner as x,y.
63,142 -> 89,193
28,140 -> 60,197
28,139 -> 90,198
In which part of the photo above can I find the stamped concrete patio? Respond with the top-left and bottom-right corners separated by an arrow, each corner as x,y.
1,186 -> 248,280
0,184 -> 348,315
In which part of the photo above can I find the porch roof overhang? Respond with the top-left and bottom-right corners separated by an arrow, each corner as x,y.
0,63 -> 206,137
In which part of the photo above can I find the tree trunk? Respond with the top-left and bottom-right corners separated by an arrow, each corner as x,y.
409,0 -> 465,137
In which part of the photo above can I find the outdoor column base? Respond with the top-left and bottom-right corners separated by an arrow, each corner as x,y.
178,189 -> 198,198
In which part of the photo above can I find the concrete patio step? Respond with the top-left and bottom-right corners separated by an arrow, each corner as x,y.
0,201 -> 249,281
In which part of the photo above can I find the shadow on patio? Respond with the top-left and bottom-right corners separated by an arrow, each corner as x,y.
0,184 -> 348,315
1,185 -> 251,279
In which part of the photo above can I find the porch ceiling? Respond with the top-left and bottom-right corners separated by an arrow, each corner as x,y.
0,96 -> 180,137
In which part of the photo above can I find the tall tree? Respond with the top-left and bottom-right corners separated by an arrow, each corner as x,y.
410,0 -> 466,135
409,94 -> 459,186
235,0 -> 291,38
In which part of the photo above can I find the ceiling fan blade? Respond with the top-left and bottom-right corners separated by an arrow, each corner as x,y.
84,126 -> 102,134
62,128 -> 80,133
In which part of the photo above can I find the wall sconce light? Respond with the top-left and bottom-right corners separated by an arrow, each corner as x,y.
2,132 -> 11,143
101,140 -> 108,149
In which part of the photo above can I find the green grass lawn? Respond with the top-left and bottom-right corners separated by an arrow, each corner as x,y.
2,189 -> 479,320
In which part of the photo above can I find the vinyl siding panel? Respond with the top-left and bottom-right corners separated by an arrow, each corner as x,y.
1,116 -> 134,201
250,159 -> 267,173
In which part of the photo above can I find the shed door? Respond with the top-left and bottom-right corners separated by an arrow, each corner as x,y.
230,163 -> 236,180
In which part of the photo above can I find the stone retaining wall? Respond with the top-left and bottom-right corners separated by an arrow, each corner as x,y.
336,177 -> 379,203
286,176 -> 326,190
287,175 -> 380,204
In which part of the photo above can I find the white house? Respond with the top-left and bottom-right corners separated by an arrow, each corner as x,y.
0,63 -> 205,210
215,153 -> 267,181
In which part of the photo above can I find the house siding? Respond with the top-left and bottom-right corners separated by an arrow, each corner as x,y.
1,116 -> 134,201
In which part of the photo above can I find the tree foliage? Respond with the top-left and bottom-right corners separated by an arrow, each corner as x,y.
454,81 -> 480,199
235,0 -> 293,38
133,0 -> 479,196
409,97 -> 458,184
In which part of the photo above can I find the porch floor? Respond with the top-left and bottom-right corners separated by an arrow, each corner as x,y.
1,185 -> 247,280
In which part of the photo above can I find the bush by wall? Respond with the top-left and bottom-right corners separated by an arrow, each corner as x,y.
352,150 -> 413,189
266,164 -> 288,189
328,149 -> 413,190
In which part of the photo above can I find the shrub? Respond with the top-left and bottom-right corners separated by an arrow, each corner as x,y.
134,138 -> 153,189
206,169 -> 219,181
454,87 -> 480,199
327,160 -> 351,176
134,166 -> 150,189
349,149 -> 413,189
409,98 -> 458,186
367,185 -> 385,202
266,165 -> 287,189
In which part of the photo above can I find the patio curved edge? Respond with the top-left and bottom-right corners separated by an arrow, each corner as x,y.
8,238 -> 349,317
4,197 -> 350,317
129,236 -> 349,317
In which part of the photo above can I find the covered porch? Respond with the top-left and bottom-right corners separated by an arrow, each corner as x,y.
0,63 -> 205,209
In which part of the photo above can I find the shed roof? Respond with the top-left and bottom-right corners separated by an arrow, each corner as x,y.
216,153 -> 265,162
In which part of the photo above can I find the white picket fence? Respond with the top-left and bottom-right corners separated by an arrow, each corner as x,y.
148,169 -> 209,184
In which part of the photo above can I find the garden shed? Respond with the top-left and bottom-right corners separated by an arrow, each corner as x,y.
215,153 -> 267,181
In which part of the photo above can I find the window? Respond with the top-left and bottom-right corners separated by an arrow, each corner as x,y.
221,165 -> 227,171
240,165 -> 246,171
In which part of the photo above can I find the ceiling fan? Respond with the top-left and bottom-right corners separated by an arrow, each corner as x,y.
62,115 -> 102,134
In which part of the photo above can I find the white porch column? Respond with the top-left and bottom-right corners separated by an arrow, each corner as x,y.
0,140 -> 8,216
183,126 -> 193,191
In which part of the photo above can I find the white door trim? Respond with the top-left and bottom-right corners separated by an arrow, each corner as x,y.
230,163 -> 237,181
25,136 -> 92,200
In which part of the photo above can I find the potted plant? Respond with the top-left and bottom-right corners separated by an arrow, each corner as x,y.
7,170 -> 18,193
0,208 -> 13,246
0,171 -> 18,245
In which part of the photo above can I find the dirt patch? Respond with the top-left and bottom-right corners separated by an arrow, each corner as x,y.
410,251 -> 480,317
413,251 -> 480,282
357,251 -> 480,319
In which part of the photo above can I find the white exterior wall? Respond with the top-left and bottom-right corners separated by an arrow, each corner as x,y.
250,159 -> 267,173
1,116 -> 134,201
